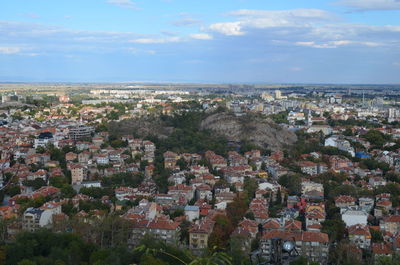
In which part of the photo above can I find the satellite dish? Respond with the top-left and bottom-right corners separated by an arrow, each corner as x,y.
282,241 -> 294,252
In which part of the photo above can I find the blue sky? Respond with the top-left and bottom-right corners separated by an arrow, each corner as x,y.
1,0 -> 400,83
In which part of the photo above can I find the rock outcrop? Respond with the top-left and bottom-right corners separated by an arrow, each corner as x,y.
200,112 -> 297,151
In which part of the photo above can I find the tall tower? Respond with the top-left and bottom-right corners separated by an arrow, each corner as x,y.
274,90 -> 282,100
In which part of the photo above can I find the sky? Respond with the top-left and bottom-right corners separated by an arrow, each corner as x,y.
0,0 -> 400,84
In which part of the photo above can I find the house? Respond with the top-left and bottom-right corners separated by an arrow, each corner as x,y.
115,187 -> 136,201
34,132 -> 55,148
109,151 -> 122,162
129,217 -> 181,247
30,169 -> 47,181
348,224 -> 371,249
369,177 -> 387,187
23,208 -> 46,232
96,153 -> 109,165
164,151 -> 179,169
228,151 -> 247,166
0,206 -> 18,219
168,184 -> 194,203
380,216 -> 400,234
65,152 -> 78,161
372,243 -> 392,260
375,200 -> 392,216
305,209 -> 325,228
78,151 -> 90,163
260,230 -> 329,264
329,156 -> 353,172
298,161 -> 318,175
263,219 -> 281,231
155,194 -> 176,206
184,205 -> 200,222
195,184 -> 212,201
70,164 -> 86,185
325,136 -> 355,157
301,181 -> 324,194
359,197 -> 374,213
307,125 -> 333,136
23,202 -> 62,231
335,195 -> 356,211
215,192 -> 236,204
143,141 -> 155,152
189,218 -> 215,250
205,151 -> 227,169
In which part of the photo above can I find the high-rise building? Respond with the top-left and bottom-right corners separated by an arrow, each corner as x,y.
274,90 -> 282,100
68,125 -> 94,140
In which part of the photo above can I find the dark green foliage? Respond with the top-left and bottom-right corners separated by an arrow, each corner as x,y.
327,118 -> 380,129
79,187 -> 114,199
343,128 -> 353,136
363,129 -> 391,148
78,200 -> 110,213
278,174 -> 302,195
176,158 -> 188,171
5,185 -> 21,197
49,176 -> 68,188
289,256 -> 319,265
321,219 -> 346,243
360,159 -> 390,172
5,230 -> 138,265
101,173 -> 144,188
386,172 -> 400,183
61,201 -> 76,216
5,230 -> 96,265
243,177 -> 258,203
61,185 -> 77,198
152,111 -> 232,155
370,228 -> 383,243
168,208 -> 184,219
375,183 -> 400,207
110,139 -> 128,148
268,111 -> 289,124
23,179 -> 46,190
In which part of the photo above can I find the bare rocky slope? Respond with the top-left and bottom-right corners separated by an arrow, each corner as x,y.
109,112 -> 297,152
200,112 -> 297,152
109,116 -> 173,139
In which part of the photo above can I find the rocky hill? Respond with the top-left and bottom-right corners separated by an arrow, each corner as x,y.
200,112 -> 297,152
109,111 -> 297,152
108,116 -> 173,139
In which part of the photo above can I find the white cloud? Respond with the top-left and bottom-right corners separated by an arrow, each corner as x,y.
171,17 -> 202,27
393,62 -> 400,66
336,0 -> 400,11
130,37 -> 181,43
209,9 -> 336,36
190,33 -> 213,40
106,0 -> 138,10
0,46 -> 21,54
289,67 -> 303,71
295,41 -> 337,48
209,22 -> 244,36
227,9 -> 335,28
127,48 -> 156,55
227,9 -> 334,21
295,40 -> 383,48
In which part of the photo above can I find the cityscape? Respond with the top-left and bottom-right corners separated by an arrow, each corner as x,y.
1,1 -> 400,265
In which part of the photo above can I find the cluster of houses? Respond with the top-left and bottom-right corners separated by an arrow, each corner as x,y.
1,92 -> 400,264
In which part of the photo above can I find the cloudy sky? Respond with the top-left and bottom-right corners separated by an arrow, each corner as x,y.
1,0 -> 400,83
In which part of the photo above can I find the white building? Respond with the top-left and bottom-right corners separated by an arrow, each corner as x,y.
341,207 -> 368,227
184,205 -> 199,222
